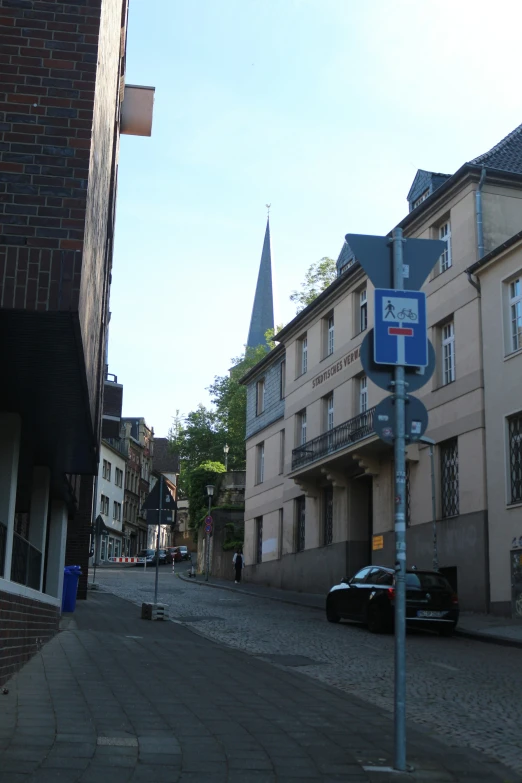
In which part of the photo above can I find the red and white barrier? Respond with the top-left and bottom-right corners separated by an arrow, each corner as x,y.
108,556 -> 145,563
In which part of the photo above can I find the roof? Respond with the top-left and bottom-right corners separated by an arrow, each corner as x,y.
400,122 -> 522,231
247,218 -> 275,349
152,437 -> 179,474
275,255 -> 363,342
239,343 -> 285,386
406,169 -> 451,202
467,229 -> 522,274
470,123 -> 522,174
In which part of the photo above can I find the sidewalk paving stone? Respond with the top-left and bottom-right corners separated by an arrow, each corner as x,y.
0,590 -> 520,783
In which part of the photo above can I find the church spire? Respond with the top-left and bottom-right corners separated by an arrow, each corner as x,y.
246,215 -> 274,349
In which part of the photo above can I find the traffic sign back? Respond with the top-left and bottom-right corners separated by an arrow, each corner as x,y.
360,329 -> 435,392
374,289 -> 428,367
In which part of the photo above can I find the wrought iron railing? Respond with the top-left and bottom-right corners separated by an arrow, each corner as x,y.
0,521 -> 7,578
11,532 -> 42,590
291,406 -> 376,471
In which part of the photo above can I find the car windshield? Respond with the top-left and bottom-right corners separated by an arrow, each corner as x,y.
139,549 -> 155,556
406,573 -> 451,590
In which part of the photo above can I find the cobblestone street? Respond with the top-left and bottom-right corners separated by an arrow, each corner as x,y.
93,566 -> 522,776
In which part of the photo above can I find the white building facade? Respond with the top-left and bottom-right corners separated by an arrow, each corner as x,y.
95,441 -> 126,562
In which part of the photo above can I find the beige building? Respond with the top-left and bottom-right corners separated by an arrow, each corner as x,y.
241,122 -> 522,615
469,233 -> 522,616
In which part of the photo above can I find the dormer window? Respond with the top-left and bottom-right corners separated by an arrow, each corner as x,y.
412,189 -> 430,209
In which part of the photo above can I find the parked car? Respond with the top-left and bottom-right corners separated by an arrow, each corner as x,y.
165,547 -> 182,563
178,546 -> 190,561
326,565 -> 459,635
137,548 -> 169,565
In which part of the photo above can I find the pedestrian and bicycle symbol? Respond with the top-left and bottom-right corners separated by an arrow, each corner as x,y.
374,289 -> 427,367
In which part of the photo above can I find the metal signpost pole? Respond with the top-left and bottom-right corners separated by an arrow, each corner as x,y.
392,226 -> 407,772
430,444 -> 438,571
154,474 -> 162,605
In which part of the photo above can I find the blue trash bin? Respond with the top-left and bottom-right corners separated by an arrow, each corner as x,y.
62,565 -> 82,612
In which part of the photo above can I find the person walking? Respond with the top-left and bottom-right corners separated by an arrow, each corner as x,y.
232,549 -> 244,584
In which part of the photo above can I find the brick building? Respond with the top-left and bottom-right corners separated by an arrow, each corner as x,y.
0,0 -> 153,685
121,417 -> 153,554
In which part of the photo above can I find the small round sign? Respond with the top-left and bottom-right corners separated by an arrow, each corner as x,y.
373,394 -> 429,445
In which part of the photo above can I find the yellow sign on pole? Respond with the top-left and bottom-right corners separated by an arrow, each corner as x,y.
372,535 -> 384,551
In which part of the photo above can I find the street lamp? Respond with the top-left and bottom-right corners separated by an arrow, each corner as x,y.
419,436 -> 438,571
205,484 -> 214,582
223,443 -> 229,471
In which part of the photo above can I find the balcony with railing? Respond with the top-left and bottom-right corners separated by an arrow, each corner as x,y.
291,406 -> 376,471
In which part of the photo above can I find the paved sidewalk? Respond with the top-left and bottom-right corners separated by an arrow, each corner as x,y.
0,592 -> 519,783
179,574 -> 522,648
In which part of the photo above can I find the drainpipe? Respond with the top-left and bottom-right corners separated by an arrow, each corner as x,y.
473,165 -> 490,612
476,166 -> 486,260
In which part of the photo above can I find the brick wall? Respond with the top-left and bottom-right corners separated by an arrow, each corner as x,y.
246,355 -> 286,439
0,589 -> 59,687
0,0 -> 125,426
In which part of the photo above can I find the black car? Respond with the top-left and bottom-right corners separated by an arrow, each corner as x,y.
137,548 -> 169,565
326,565 -> 459,635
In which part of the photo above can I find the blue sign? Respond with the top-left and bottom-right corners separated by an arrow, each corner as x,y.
374,289 -> 428,367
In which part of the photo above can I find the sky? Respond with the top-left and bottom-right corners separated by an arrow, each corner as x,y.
109,0 -> 522,437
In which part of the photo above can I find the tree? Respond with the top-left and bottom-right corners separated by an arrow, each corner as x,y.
290,257 -> 336,313
169,405 -> 223,497
187,460 -> 226,529
170,328 -> 280,493
208,329 -> 279,471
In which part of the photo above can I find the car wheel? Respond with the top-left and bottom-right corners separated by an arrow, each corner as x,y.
438,623 -> 456,637
367,604 -> 385,633
326,599 -> 340,624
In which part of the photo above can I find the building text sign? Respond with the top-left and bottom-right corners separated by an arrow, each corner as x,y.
312,346 -> 361,390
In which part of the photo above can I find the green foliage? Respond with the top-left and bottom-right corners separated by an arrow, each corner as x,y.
222,521 -> 244,552
187,461 -> 226,529
170,328 -> 282,506
290,257 -> 337,313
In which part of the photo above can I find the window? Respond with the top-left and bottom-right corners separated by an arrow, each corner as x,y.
297,410 -> 307,445
440,439 -> 459,518
296,496 -> 306,551
508,413 -> 522,504
280,360 -> 286,399
351,566 -> 373,583
100,494 -> 109,516
256,378 -> 265,415
115,468 -> 123,488
279,430 -> 285,475
278,508 -> 284,558
113,502 -> 121,522
442,321 -> 455,385
439,222 -> 452,272
509,278 -> 522,353
359,376 -> 368,413
298,335 -> 308,376
326,314 -> 334,357
359,288 -> 368,333
102,459 -> 109,480
412,189 -> 430,209
323,487 -> 333,546
255,517 -> 263,564
256,442 -> 265,484
326,393 -> 334,431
